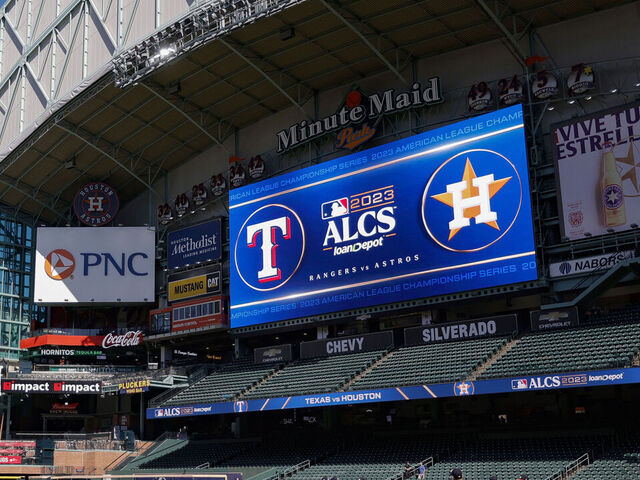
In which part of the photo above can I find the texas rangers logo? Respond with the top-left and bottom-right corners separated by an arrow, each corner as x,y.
73,182 -> 119,226
234,204 -> 305,291
233,400 -> 248,413
454,381 -> 474,396
422,149 -> 523,252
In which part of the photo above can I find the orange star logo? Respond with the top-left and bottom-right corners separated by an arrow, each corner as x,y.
431,158 -> 511,240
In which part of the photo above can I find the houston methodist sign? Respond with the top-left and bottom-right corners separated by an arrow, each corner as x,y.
230,105 -> 537,327
34,227 -> 155,304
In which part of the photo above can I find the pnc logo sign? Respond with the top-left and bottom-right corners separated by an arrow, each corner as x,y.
234,204 -> 305,291
44,249 -> 75,280
422,149 -> 523,252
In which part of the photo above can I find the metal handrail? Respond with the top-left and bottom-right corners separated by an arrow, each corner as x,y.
196,462 -> 211,469
265,459 -> 311,480
148,365 -> 210,407
387,457 -> 435,480
544,452 -> 590,480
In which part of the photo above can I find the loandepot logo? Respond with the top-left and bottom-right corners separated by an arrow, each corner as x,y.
44,249 -> 75,280
422,149 -> 523,252
234,204 -> 305,291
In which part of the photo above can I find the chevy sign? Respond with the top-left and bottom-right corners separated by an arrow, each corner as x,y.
34,227 -> 155,304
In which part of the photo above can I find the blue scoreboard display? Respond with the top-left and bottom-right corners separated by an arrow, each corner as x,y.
229,105 -> 537,327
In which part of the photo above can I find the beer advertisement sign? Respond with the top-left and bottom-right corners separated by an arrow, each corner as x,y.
554,102 -> 640,240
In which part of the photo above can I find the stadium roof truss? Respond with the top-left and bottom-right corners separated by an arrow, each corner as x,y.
0,0 -> 634,225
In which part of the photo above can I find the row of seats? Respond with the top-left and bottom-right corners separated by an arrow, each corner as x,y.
140,440 -> 252,469
163,360 -> 276,406
156,308 -> 640,407
424,435 -> 606,480
350,337 -> 506,390
242,350 -> 384,399
480,322 -> 640,379
571,434 -> 640,480
290,437 -> 444,480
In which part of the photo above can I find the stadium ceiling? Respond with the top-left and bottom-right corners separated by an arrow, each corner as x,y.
0,0 -> 632,224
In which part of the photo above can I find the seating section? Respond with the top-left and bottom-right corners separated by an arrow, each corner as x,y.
139,440 -> 252,470
217,438 -> 332,475
290,438 -> 449,480
163,361 -> 277,406
571,434 -> 640,480
350,337 -> 506,390
241,350 -> 385,399
424,435 -> 605,480
480,322 -> 640,379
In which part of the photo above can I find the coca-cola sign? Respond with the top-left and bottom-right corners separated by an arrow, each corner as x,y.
102,330 -> 143,349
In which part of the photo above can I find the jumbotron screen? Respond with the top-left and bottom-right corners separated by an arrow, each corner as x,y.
229,105 -> 537,327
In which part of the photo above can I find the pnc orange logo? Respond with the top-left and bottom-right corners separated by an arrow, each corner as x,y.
44,249 -> 75,280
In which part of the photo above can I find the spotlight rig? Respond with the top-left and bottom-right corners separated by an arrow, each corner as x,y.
113,0 -> 305,88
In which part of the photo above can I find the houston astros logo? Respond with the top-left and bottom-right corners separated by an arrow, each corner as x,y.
234,204 -> 305,291
73,182 -> 119,226
44,249 -> 75,280
422,149 -> 523,252
454,381 -> 474,396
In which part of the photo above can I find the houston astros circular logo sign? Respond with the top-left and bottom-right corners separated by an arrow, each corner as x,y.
422,149 -> 523,252
73,182 -> 119,226
44,249 -> 75,280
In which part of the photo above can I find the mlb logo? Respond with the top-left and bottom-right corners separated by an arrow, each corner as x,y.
511,379 -> 528,390
156,409 -> 163,417
321,198 -> 349,219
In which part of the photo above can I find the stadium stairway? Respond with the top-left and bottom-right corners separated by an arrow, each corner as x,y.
112,437 -> 188,472
466,337 -> 520,381
241,365 -> 288,398
341,350 -> 394,391
568,434 -> 640,480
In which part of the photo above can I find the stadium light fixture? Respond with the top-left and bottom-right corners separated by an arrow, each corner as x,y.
610,88 -> 618,93
631,223 -> 638,228
584,232 -> 592,237
113,0 -> 300,88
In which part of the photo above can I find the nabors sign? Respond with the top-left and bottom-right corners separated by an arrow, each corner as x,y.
276,79 -> 443,152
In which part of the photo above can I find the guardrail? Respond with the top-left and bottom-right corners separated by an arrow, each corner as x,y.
148,365 -> 210,407
387,457 -> 434,480
265,459 -> 311,480
545,452 -> 590,480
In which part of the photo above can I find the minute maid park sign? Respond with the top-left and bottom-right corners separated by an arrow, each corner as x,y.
276,78 -> 443,152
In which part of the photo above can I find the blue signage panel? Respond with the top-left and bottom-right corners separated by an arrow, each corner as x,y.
229,105 -> 537,327
168,219 -> 221,269
147,366 -> 639,419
